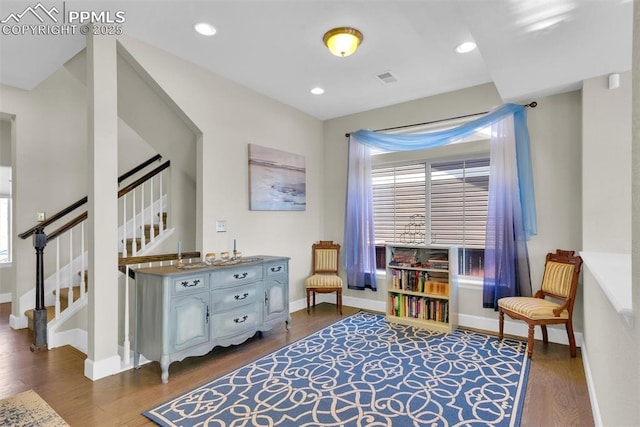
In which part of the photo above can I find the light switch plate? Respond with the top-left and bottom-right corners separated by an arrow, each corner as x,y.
37,212 -> 46,222
216,220 -> 227,232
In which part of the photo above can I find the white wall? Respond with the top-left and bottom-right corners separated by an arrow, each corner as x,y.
583,73 -> 632,252
582,69 -> 639,425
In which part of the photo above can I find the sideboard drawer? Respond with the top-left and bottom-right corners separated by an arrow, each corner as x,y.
211,265 -> 262,288
172,275 -> 207,295
210,283 -> 258,311
265,261 -> 287,277
211,305 -> 259,338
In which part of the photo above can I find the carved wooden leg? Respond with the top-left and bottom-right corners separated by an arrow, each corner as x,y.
541,325 -> 548,344
527,324 -> 535,358
312,291 -> 316,307
337,290 -> 342,315
498,309 -> 504,340
306,289 -> 311,314
160,355 -> 170,384
566,321 -> 577,357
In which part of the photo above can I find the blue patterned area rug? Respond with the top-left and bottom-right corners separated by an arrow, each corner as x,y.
143,312 -> 529,426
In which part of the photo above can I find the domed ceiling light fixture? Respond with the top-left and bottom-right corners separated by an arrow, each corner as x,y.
323,27 -> 363,57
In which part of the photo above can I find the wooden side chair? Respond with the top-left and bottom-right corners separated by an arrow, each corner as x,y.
305,240 -> 343,315
498,249 -> 583,358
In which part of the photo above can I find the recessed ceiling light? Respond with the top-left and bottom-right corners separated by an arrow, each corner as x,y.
310,87 -> 325,95
194,22 -> 216,36
455,41 -> 477,53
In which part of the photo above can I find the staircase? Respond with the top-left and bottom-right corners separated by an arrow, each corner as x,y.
18,155 -> 175,350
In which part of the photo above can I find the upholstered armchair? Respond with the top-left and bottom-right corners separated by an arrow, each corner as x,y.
498,249 -> 583,358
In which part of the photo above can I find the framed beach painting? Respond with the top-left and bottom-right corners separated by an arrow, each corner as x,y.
248,144 -> 306,211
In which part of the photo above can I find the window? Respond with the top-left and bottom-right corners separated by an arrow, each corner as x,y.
372,158 -> 489,278
430,159 -> 489,277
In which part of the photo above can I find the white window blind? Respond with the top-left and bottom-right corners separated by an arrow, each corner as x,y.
430,159 -> 490,249
372,163 -> 426,244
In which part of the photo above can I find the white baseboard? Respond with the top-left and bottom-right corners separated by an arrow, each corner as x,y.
84,355 -> 122,381
580,339 -> 603,426
49,328 -> 88,353
289,298 -> 307,314
290,294 -> 386,315
9,313 -> 28,329
0,292 -> 11,304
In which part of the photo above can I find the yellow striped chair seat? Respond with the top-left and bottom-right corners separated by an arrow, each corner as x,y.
498,297 -> 568,320
306,274 -> 342,288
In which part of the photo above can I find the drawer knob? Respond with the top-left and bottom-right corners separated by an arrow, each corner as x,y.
234,292 -> 249,300
270,266 -> 282,272
233,272 -> 249,280
234,315 -> 249,324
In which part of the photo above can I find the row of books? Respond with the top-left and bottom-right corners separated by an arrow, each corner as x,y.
421,260 -> 449,270
388,259 -> 449,269
390,269 -> 449,295
389,293 -> 449,323
388,249 -> 450,269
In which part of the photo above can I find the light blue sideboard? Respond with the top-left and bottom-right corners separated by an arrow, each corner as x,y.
133,256 -> 290,383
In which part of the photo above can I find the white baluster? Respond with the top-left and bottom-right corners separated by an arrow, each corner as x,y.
140,184 -> 146,251
132,188 -> 137,255
122,265 -> 130,365
68,228 -> 74,305
122,195 -> 127,258
55,238 -> 60,317
149,176 -> 155,243
159,172 -> 164,233
81,221 -> 86,300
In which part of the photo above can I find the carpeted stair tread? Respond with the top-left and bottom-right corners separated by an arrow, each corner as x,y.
24,306 -> 56,322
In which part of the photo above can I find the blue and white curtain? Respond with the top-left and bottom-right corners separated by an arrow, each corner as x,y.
345,103 -> 536,306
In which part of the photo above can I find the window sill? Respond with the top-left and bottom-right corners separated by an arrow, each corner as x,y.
458,276 -> 483,289
580,251 -> 633,325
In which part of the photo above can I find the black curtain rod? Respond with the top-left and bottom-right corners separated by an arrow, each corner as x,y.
344,101 -> 537,138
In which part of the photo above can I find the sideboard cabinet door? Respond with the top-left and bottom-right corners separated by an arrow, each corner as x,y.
171,292 -> 210,352
264,278 -> 287,323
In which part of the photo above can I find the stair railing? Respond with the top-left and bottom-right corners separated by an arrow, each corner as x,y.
17,155 -> 168,351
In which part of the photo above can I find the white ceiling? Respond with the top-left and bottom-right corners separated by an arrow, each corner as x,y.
0,0 -> 633,120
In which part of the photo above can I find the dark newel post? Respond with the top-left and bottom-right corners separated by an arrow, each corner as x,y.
31,227 -> 48,352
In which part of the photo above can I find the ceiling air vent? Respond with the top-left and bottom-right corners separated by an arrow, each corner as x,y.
376,71 -> 398,84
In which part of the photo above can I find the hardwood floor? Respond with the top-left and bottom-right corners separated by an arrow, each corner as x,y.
0,302 -> 593,426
